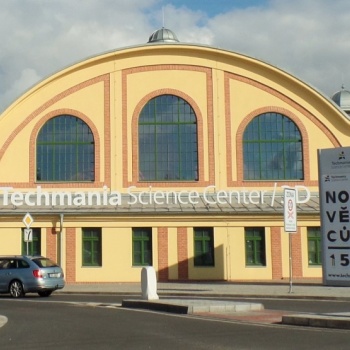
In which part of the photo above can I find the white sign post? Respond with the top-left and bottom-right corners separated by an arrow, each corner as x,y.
284,188 -> 297,293
318,147 -> 350,286
24,228 -> 33,243
22,213 -> 34,255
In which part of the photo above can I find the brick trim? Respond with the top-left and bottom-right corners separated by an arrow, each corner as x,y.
46,227 -> 57,262
0,74 -> 111,189
157,227 -> 168,281
28,109 -> 102,187
122,64 -> 214,188
291,227 -> 303,278
234,106 -> 312,186
225,72 -> 341,188
65,227 -> 76,283
271,227 -> 282,280
177,227 -> 188,280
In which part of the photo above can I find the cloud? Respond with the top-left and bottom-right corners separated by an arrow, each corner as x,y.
2,68 -> 41,107
0,0 -> 349,111
205,0 -> 350,96
0,0 -> 157,111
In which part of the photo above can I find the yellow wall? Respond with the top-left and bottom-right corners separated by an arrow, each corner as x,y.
0,42 -> 345,283
0,44 -> 347,190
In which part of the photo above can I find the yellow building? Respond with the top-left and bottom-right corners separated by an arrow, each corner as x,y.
0,28 -> 348,284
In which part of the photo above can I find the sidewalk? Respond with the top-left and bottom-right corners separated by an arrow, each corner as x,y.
57,280 -> 350,329
58,280 -> 350,300
2,281 -> 350,331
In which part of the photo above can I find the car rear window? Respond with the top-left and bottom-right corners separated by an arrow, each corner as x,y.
32,258 -> 58,268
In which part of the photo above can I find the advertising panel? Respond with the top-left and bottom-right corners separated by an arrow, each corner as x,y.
318,147 -> 350,286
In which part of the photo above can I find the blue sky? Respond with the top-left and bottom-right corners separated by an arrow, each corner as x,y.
0,0 -> 349,112
164,0 -> 268,15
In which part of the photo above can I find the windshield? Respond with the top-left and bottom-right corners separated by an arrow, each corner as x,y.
32,258 -> 58,268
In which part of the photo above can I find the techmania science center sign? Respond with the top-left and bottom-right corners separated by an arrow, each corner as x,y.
0,184 -> 312,207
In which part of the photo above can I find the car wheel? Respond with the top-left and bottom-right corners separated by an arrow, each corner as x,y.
9,280 -> 25,298
38,290 -> 52,297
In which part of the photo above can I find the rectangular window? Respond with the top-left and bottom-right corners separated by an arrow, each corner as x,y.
194,227 -> 214,267
308,227 -> 322,265
245,227 -> 266,266
132,228 -> 152,266
22,228 -> 41,255
82,228 -> 102,267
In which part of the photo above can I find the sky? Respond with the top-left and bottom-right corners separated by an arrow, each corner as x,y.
0,0 -> 349,112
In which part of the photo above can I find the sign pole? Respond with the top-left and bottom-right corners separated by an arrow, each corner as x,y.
284,188 -> 297,294
289,233 -> 293,293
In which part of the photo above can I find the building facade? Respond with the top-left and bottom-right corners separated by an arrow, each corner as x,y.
0,28 -> 348,284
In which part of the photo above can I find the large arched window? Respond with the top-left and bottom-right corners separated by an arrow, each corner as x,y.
138,94 -> 198,181
36,115 -> 95,182
243,112 -> 303,180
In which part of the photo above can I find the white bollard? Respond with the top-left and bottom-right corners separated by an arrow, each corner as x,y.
141,266 -> 159,300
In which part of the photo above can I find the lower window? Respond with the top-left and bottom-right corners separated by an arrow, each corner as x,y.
194,227 -> 214,267
22,228 -> 41,255
132,228 -> 152,266
307,227 -> 322,265
82,228 -> 102,266
245,227 -> 266,266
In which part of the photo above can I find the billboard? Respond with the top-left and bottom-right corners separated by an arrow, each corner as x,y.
318,147 -> 350,286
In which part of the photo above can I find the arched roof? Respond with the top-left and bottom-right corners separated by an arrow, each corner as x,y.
0,27 -> 348,131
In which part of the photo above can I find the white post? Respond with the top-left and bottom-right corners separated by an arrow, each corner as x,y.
141,266 -> 159,300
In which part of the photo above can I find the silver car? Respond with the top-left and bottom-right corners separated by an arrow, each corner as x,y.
0,255 -> 65,298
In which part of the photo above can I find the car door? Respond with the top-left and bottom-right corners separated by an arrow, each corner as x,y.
0,259 -> 15,292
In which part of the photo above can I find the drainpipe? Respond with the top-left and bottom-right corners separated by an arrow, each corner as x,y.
59,213 -> 64,234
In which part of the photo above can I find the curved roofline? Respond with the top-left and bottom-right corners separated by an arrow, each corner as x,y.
1,40 -> 348,121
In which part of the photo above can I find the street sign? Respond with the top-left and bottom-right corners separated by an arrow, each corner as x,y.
284,188 -> 297,232
24,228 -> 33,242
22,213 -> 33,228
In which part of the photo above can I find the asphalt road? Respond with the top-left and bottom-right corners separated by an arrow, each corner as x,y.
0,294 -> 350,349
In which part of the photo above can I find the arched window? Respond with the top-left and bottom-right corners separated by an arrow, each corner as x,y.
138,94 -> 198,181
36,115 -> 95,182
243,112 -> 303,180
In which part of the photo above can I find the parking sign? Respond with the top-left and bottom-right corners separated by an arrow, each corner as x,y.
284,188 -> 297,232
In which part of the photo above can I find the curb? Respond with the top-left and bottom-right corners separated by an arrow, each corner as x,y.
122,299 -> 189,314
282,313 -> 350,330
121,298 -> 264,314
57,290 -> 350,301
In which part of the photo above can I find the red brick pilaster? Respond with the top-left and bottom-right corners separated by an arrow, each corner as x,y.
157,227 -> 168,281
177,227 -> 188,280
271,227 -> 282,280
291,227 -> 303,278
65,228 -> 76,283
46,228 -> 57,262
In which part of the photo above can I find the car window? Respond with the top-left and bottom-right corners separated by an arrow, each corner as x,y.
0,259 -> 17,269
0,259 -> 10,269
17,259 -> 30,268
9,260 -> 17,269
32,258 -> 58,268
